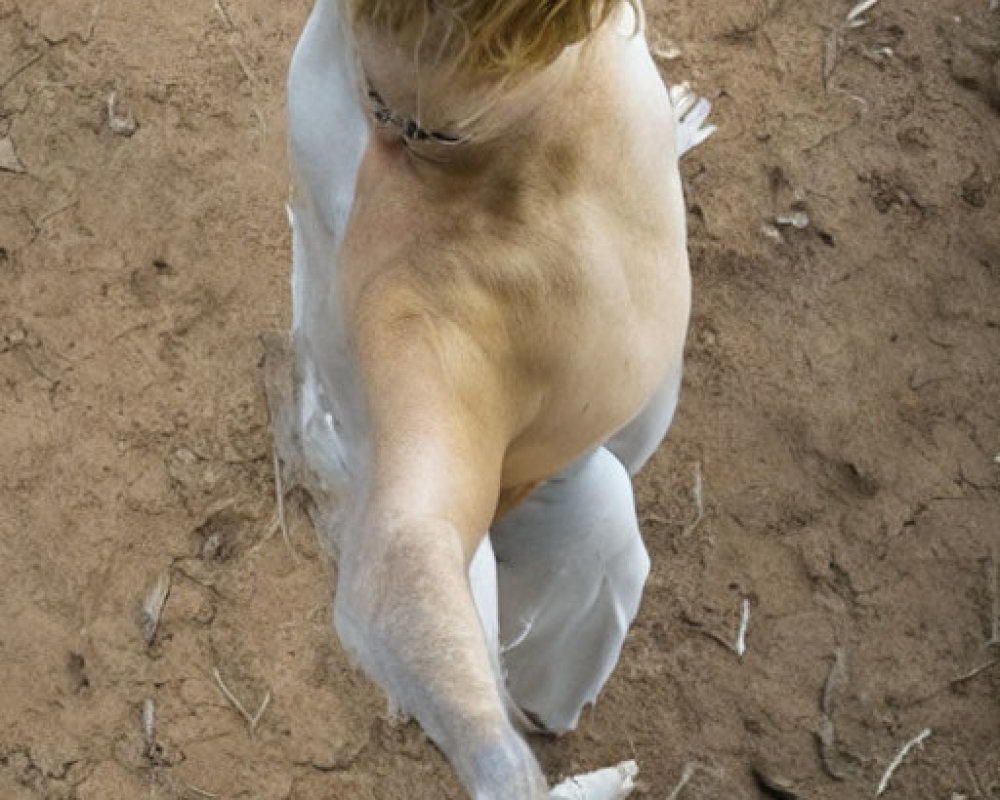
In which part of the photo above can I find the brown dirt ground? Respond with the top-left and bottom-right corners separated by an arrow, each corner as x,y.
1,0 -> 998,797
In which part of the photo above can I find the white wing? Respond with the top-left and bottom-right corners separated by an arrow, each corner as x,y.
277,0 -> 370,534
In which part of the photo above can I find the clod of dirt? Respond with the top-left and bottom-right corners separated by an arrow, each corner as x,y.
107,93 -> 138,136
751,765 -> 800,800
0,137 -> 26,173
67,652 -> 90,693
897,126 -> 931,150
961,168 -> 993,208
848,464 -> 880,497
945,25 -> 1000,110
193,507 -> 252,561
860,170 -> 924,215
201,531 -> 224,559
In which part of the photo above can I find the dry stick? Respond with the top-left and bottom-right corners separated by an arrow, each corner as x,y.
35,199 -> 79,229
212,668 -> 272,733
213,0 -> 235,30
142,698 -> 156,751
682,462 -> 704,537
875,728 -> 932,797
215,0 -> 257,87
825,0 -> 882,92
690,598 -> 750,658
213,667 -> 253,723
251,690 -> 272,729
272,449 -> 295,559
734,598 -> 751,657
0,51 -> 44,93
249,513 -> 280,554
847,0 -> 880,24
142,571 -> 172,646
185,785 -> 221,799
227,44 -> 256,94
666,762 -> 699,800
82,0 -> 103,43
143,697 -> 158,800
950,659 -> 1000,687
692,626 -> 739,654
821,649 -> 847,715
822,27 -> 840,90
964,760 -> 985,799
213,0 -> 260,131
651,41 -> 682,61
817,649 -> 850,781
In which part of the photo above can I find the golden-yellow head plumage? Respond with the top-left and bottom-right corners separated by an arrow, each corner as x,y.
348,0 -> 638,80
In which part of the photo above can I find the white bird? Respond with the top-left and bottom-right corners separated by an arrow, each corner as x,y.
274,2 -> 715,797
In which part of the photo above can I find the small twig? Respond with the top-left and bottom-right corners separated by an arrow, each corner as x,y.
802,116 -> 862,152
249,513 -> 281,555
682,462 -> 704,536
251,690 -> 272,729
212,668 -> 271,733
36,199 -> 79,227
821,648 -> 848,715
213,0 -> 236,30
847,0 -> 880,26
185,785 -> 221,799
651,41 -> 682,61
964,759 -> 985,799
817,649 -> 850,780
273,449 -> 295,559
822,27 -> 841,90
692,626 -> 738,653
686,599 -> 750,658
212,668 -> 254,724
142,698 -> 156,751
950,659 -> 999,686
209,0 -> 262,132
735,598 -> 751,657
82,0 -> 104,43
212,0 -> 257,89
142,571 -> 171,646
212,0 -> 253,85
0,51 -> 44,94
666,762 -> 700,800
817,717 -> 849,781
230,46 -> 256,88
876,728 -> 932,797
823,0 -> 882,92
